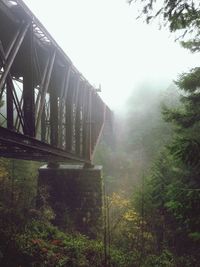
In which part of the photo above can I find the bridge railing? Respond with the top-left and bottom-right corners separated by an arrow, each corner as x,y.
0,0 -> 110,163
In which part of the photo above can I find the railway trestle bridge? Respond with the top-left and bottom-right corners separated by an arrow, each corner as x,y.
0,0 -> 112,236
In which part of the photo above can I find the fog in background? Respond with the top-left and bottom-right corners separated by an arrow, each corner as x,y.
21,0 -> 195,194
24,0 -> 200,111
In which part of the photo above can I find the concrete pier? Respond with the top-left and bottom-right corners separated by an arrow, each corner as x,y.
38,164 -> 103,238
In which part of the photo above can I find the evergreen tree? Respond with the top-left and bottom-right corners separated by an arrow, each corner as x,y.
133,72 -> 200,265
129,0 -> 200,36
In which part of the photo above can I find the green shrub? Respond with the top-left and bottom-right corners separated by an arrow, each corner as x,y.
142,250 -> 176,267
14,219 -> 134,267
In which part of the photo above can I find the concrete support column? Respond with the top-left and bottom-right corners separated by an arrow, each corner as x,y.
38,164 -> 103,238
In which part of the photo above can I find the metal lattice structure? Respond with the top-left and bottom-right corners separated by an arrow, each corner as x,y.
0,0 -> 111,164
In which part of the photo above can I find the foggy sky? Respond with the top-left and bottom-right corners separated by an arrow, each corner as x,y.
24,0 -> 200,110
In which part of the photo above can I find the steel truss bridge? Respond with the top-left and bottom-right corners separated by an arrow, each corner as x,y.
0,0 -> 111,165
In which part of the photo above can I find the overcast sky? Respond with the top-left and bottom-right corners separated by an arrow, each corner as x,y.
24,0 -> 200,110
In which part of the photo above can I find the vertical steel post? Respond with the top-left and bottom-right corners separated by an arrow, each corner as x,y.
82,85 -> 88,159
41,105 -> 46,142
65,74 -> 74,152
82,87 -> 92,162
58,65 -> 71,148
6,82 -> 13,130
23,23 -> 35,136
88,89 -> 92,161
75,80 -> 81,155
90,92 -> 96,152
50,86 -> 58,147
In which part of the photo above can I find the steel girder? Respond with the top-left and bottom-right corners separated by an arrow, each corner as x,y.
0,0 -> 110,163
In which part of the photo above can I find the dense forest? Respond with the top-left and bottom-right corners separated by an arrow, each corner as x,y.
0,0 -> 200,266
95,81 -> 200,266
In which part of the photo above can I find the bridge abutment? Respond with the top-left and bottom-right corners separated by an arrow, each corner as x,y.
38,164 -> 103,238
